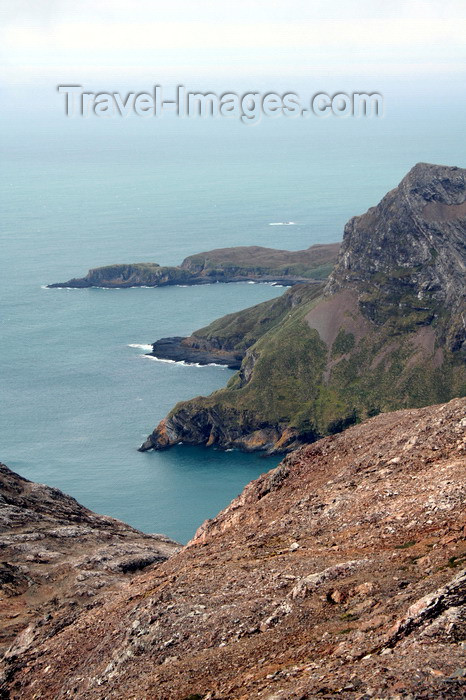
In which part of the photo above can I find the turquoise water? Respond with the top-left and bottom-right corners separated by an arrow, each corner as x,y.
1,94 -> 466,542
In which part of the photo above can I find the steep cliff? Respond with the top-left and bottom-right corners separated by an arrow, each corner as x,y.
47,243 -> 340,288
47,263 -> 194,288
3,398 -> 465,699
141,163 -> 466,454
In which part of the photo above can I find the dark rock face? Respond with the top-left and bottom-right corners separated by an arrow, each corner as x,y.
3,399 -> 465,699
326,162 -> 466,315
0,463 -> 179,653
148,336 -> 243,369
141,163 -> 466,454
138,406 -> 288,453
144,282 -> 323,372
48,263 -> 194,288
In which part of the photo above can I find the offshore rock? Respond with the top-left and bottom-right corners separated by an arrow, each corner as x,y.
48,243 -> 340,288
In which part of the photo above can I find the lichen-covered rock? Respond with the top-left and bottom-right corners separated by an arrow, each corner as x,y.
326,162 -> 466,311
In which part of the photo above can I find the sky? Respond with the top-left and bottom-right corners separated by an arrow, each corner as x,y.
1,0 -> 466,84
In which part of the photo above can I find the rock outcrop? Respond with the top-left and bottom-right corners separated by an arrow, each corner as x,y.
141,163 -> 466,453
0,463 -> 179,655
48,263 -> 194,288
47,243 -> 340,288
326,162 -> 466,308
3,398 -> 465,699
148,336 -> 244,369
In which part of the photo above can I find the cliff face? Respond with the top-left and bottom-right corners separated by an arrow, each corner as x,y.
0,464 -> 179,654
326,162 -> 466,308
47,263 -> 194,288
179,242 -> 340,281
47,243 -> 340,289
3,399 -> 465,699
141,163 -> 466,454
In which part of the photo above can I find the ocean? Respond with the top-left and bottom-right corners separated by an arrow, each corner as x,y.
1,86 -> 465,542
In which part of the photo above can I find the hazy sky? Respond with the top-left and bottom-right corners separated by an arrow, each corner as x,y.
1,0 -> 465,82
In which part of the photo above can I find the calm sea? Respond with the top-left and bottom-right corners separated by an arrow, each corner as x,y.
1,87 -> 465,542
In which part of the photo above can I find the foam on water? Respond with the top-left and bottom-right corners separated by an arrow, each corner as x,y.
145,355 -> 230,369
3,99 -> 466,543
268,221 -> 298,226
128,344 -> 153,351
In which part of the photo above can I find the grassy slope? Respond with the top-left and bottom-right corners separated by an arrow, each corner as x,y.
168,282 -> 465,444
192,284 -> 324,351
181,244 -> 340,280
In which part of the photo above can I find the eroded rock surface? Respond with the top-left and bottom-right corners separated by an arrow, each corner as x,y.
0,464 -> 179,655
2,398 -> 465,699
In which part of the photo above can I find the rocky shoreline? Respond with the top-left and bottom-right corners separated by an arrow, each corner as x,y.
147,336 -> 244,368
3,398 -> 465,699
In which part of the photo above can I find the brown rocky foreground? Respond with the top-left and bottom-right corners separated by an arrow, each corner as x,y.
0,464 -> 179,656
1,398 -> 465,699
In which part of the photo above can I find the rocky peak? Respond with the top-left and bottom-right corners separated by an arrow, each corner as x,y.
326,162 -> 466,312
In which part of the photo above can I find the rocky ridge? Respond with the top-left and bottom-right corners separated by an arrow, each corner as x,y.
0,464 -> 179,654
148,336 -> 244,369
140,163 -> 466,454
2,398 -> 465,698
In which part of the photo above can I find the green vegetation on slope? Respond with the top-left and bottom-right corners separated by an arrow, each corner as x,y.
50,244 -> 340,288
168,285 -> 329,434
181,244 -> 340,281
165,284 -> 464,449
193,284 -> 324,352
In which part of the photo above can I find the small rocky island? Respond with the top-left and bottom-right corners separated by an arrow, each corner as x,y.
2,162 -> 465,700
140,163 -> 466,454
47,242 -> 341,288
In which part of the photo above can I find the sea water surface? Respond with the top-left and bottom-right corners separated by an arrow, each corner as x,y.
1,93 -> 466,542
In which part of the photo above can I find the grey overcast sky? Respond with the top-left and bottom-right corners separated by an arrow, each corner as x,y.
1,0 -> 465,82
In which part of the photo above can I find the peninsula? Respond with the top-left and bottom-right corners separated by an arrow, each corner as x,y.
47,242 -> 340,288
140,163 -> 466,454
